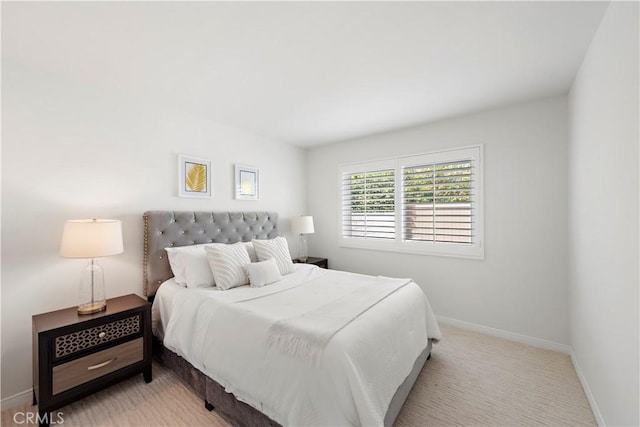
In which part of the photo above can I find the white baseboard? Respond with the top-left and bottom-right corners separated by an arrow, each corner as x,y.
570,350 -> 605,426
1,388 -> 32,411
436,315 -> 572,354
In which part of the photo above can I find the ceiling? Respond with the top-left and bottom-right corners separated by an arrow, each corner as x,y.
2,2 -> 608,147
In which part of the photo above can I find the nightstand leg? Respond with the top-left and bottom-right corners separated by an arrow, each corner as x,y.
204,400 -> 215,411
32,388 -> 37,405
143,366 -> 152,383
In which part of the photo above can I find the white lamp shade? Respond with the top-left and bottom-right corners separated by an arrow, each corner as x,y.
60,219 -> 124,258
291,216 -> 315,234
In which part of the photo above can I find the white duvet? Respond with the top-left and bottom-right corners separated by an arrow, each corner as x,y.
153,264 -> 441,426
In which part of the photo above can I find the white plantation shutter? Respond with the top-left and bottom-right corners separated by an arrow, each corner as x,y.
402,159 -> 474,244
339,146 -> 483,259
341,162 -> 396,240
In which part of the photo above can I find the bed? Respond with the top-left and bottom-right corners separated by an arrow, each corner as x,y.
144,210 -> 441,426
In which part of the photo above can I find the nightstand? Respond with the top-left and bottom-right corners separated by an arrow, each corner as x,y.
32,294 -> 152,426
293,257 -> 328,269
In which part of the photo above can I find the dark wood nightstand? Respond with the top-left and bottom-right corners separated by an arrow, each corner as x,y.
293,257 -> 328,269
32,294 -> 152,426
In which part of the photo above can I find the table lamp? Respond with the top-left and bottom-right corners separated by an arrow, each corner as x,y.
291,216 -> 314,263
60,219 -> 124,315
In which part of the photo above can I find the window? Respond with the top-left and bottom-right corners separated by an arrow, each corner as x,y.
340,146 -> 483,259
341,160 -> 396,240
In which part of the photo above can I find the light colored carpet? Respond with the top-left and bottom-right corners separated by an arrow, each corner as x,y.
2,324 -> 596,426
395,325 -> 596,426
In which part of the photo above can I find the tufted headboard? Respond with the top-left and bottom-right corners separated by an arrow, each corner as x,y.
143,211 -> 279,297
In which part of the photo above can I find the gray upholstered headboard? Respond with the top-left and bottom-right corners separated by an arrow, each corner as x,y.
143,211 -> 279,297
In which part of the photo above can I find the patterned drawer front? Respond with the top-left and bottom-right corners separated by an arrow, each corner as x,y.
55,314 -> 140,358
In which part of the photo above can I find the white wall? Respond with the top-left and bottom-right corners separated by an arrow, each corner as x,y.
568,2 -> 639,426
1,62 -> 307,401
307,96 -> 569,345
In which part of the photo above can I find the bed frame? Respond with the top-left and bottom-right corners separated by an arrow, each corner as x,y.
143,210 -> 432,426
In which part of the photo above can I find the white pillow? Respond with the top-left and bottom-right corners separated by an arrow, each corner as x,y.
246,258 -> 282,288
242,241 -> 258,262
165,244 -> 215,288
252,237 -> 294,275
205,243 -> 251,290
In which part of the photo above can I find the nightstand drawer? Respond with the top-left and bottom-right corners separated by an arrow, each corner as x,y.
52,337 -> 143,395
54,314 -> 141,359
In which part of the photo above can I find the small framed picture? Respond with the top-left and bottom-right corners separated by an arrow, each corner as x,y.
234,164 -> 259,200
178,154 -> 212,198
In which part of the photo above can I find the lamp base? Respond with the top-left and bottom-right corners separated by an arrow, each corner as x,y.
77,302 -> 107,315
300,234 -> 308,264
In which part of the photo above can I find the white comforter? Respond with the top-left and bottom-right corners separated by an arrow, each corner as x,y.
153,265 -> 441,426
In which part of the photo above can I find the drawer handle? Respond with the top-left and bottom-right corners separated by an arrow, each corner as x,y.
87,357 -> 117,371
98,332 -> 106,339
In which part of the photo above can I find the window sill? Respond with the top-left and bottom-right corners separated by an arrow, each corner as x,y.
338,238 -> 484,260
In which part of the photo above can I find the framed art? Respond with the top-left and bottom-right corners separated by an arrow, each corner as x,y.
234,164 -> 259,200
178,154 -> 212,198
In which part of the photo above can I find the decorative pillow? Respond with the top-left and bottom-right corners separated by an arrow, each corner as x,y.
242,241 -> 258,263
246,258 -> 282,288
252,237 -> 295,275
165,244 -> 215,288
205,243 -> 251,290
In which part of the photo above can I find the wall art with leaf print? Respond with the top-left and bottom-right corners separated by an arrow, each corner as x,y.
178,154 -> 212,198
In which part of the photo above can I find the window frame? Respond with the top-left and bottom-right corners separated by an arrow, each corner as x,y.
338,145 -> 484,260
